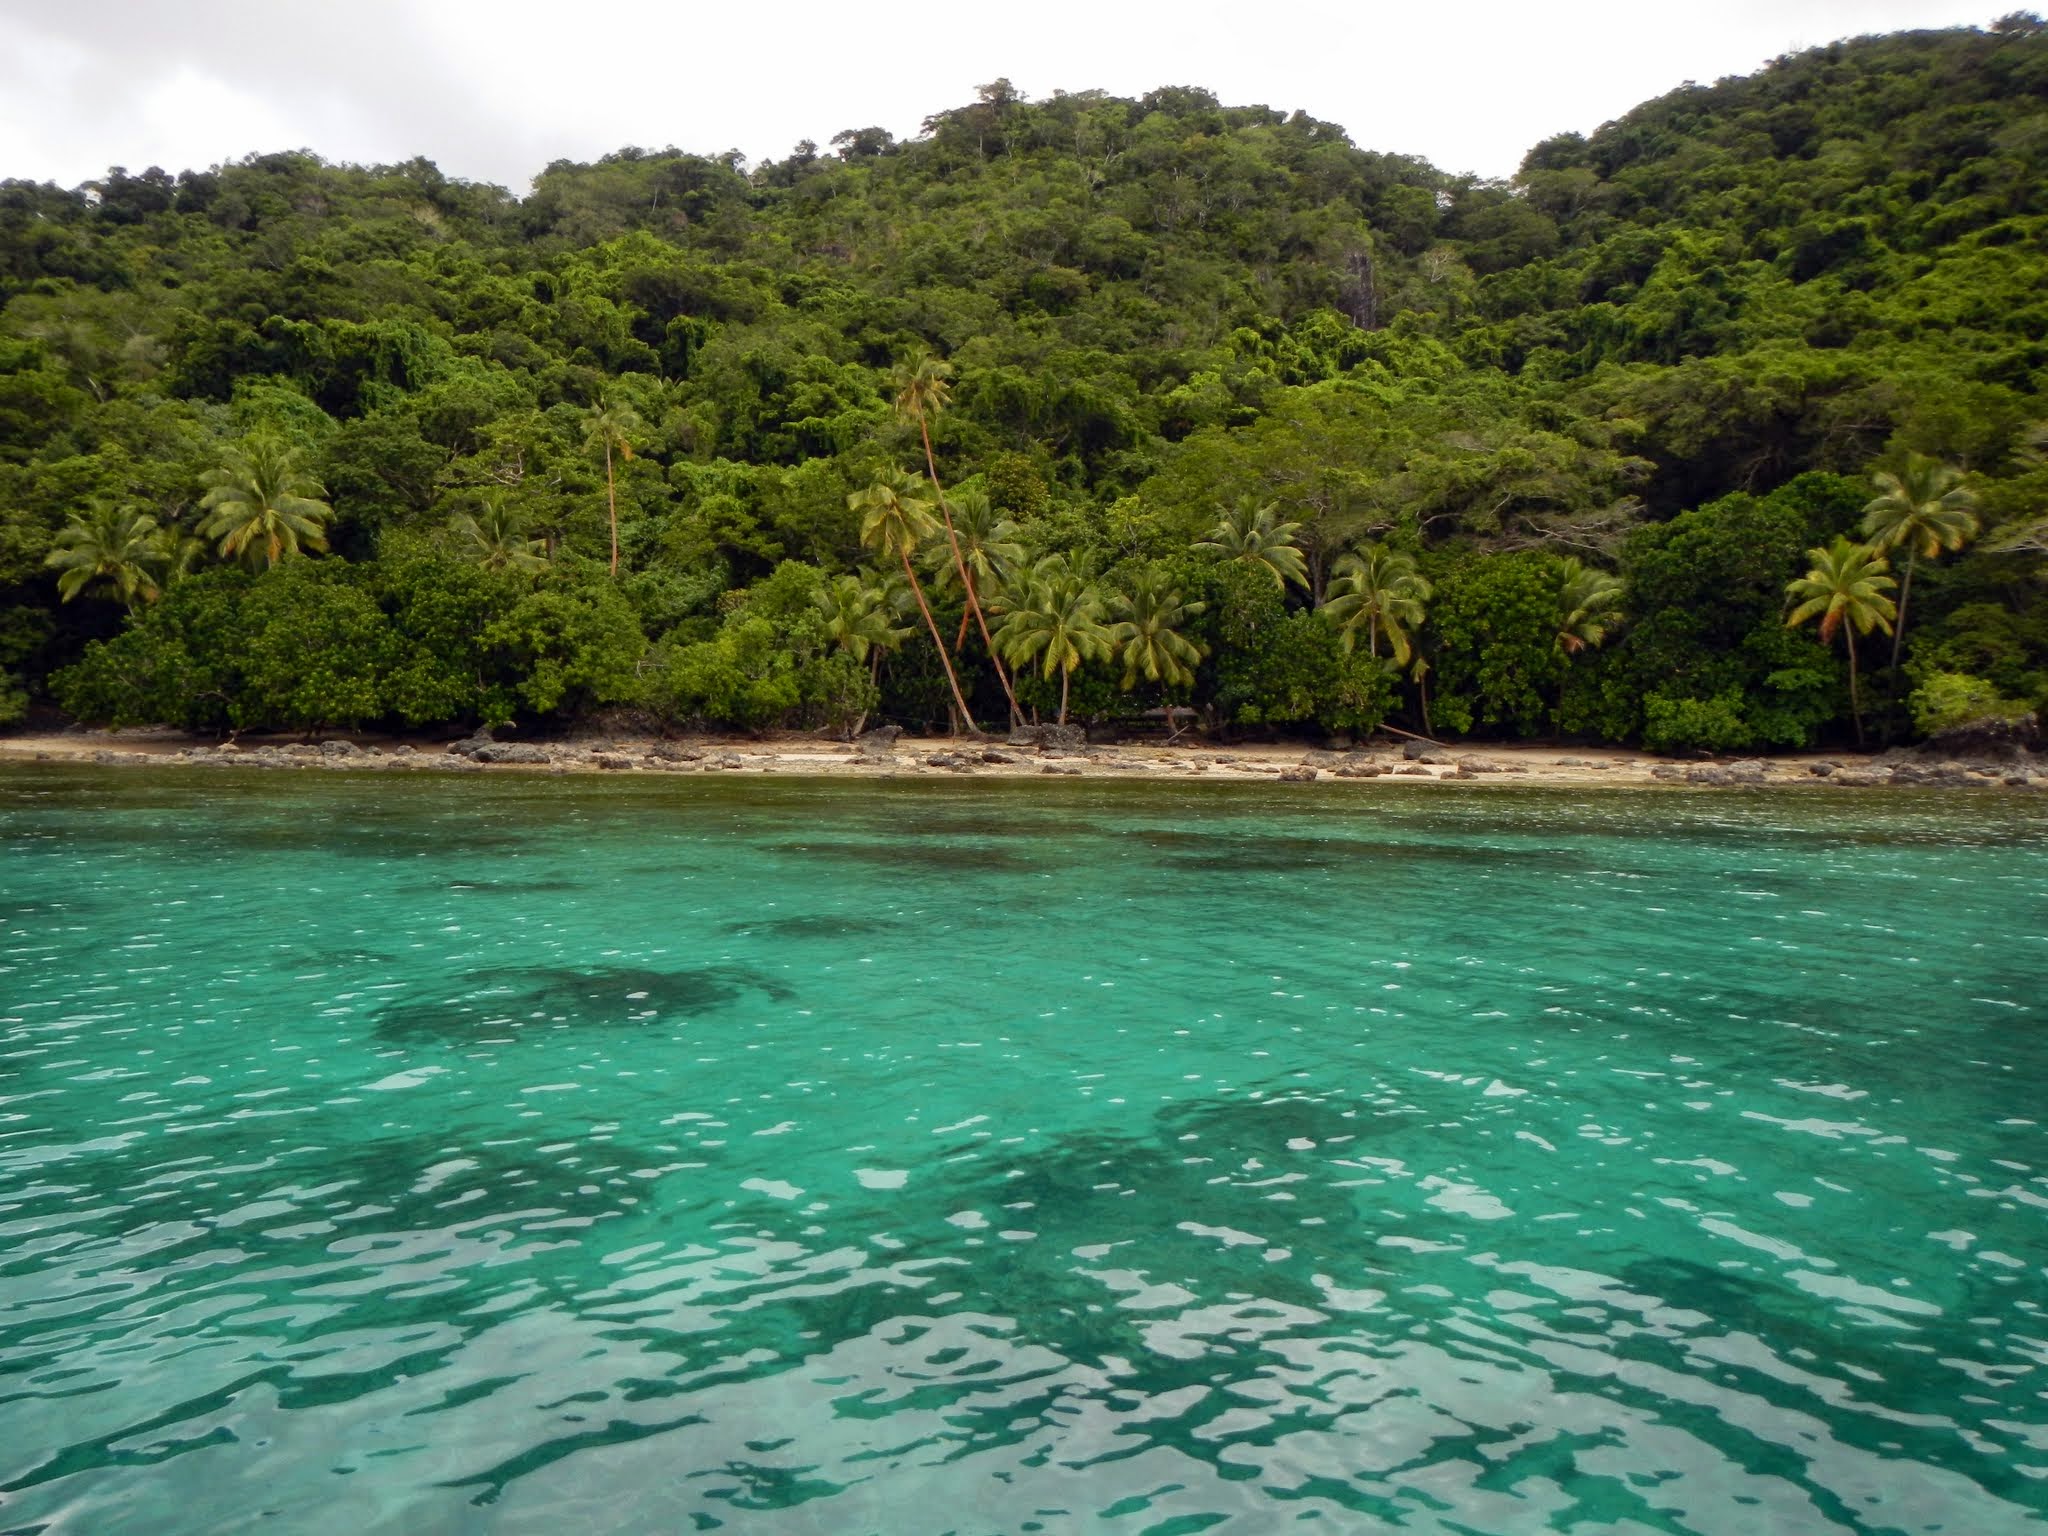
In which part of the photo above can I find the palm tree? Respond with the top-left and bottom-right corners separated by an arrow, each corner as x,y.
1111,570 -> 1207,737
197,435 -> 332,568
160,525 -> 208,588
866,563 -> 919,625
926,487 -> 1025,652
892,350 -> 955,470
448,497 -> 549,574
1111,571 -> 1206,690
995,559 -> 1115,725
45,503 -> 168,607
1860,455 -> 1979,736
1196,496 -> 1307,592
1983,424 -> 2048,558
815,573 -> 912,737
1322,544 -> 1431,662
850,471 -> 976,732
1785,537 -> 1897,748
1411,653 -> 1434,738
583,396 -> 645,577
1555,558 -> 1625,654
892,350 -> 1023,724
815,572 -> 913,681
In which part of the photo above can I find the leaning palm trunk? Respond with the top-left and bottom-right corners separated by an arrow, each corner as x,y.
917,418 -> 1022,726
1881,549 -> 1917,745
900,550 -> 975,734
954,570 -> 980,651
605,443 -> 619,577
1060,665 -> 1071,726
1847,628 -> 1865,748
851,649 -> 884,738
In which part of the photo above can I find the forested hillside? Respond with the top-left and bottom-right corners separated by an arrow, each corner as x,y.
5,17 -> 2045,749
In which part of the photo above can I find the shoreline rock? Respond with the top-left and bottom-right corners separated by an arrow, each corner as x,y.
3,730 -> 2038,792
1009,723 -> 1087,751
473,743 -> 551,765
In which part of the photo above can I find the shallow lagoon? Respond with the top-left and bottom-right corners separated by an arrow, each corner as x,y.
2,766 -> 2045,1534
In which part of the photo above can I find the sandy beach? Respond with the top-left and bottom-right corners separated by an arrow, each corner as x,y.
2,726 -> 2037,791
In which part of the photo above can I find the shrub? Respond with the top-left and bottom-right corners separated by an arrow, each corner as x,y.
1642,691 -> 1754,754
1909,671 -> 2030,737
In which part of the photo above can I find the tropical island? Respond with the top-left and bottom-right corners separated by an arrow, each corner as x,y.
2,18 -> 2044,766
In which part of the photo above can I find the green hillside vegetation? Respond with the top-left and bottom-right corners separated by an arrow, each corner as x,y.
5,17 -> 2046,748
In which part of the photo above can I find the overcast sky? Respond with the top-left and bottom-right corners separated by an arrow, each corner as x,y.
0,1 -> 2010,192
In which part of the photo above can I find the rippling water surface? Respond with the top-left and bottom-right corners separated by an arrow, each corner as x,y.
3,766 -> 2046,1535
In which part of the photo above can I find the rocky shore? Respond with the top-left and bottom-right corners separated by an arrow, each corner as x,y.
1,721 -> 2040,792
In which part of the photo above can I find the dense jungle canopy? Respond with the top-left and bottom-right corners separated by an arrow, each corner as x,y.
4,16 -> 2046,749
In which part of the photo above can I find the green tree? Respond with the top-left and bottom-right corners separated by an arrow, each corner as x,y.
52,569 -> 253,732
655,617 -> 804,731
373,539 -> 523,727
995,558 -> 1115,725
1205,562 -> 1391,734
893,351 -> 1022,724
1112,569 -> 1206,690
815,572 -> 912,680
483,577 -> 647,717
1196,496 -> 1308,592
1322,543 -> 1430,662
850,470 -> 974,731
655,563 -> 880,735
1785,537 -> 1897,747
45,503 -> 167,607
1111,568 -> 1207,736
815,572 -> 911,735
235,562 -> 391,734
1859,455 -> 1979,736
582,395 -> 645,577
1555,558 -> 1625,653
448,496 -> 549,574
198,434 -> 333,569
1574,481 -> 1848,751
160,527 -> 209,589
925,486 -> 1023,652
1426,552 -> 1568,737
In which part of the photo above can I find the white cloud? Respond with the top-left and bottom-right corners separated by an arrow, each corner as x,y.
129,64 -> 306,176
0,0 -> 2009,191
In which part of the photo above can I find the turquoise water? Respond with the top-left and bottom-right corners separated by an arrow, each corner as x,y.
2,766 -> 2046,1536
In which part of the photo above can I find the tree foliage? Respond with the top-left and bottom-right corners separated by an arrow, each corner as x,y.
8,23 -> 2044,744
